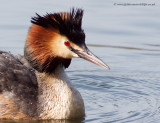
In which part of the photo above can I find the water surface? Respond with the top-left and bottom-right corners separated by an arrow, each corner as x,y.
0,0 -> 160,123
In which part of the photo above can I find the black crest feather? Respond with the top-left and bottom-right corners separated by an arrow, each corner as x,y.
31,8 -> 85,45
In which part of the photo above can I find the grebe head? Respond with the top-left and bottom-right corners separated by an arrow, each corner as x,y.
24,8 -> 110,74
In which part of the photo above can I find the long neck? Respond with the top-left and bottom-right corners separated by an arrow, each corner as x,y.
36,65 -> 85,119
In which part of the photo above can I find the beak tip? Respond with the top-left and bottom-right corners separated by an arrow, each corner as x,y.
104,65 -> 110,70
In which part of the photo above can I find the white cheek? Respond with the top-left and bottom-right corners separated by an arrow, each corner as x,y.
60,45 -> 76,58
72,52 -> 79,58
60,39 -> 79,58
54,36 -> 80,59
64,48 -> 79,58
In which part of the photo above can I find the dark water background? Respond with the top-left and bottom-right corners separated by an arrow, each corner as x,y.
0,0 -> 160,123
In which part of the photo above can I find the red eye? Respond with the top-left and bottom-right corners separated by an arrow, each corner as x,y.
64,41 -> 70,47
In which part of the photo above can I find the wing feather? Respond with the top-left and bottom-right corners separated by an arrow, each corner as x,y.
0,51 -> 38,117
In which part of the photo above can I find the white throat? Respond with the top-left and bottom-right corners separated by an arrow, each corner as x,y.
36,65 -> 85,119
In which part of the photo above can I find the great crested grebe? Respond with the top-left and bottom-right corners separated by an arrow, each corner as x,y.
0,8 -> 109,120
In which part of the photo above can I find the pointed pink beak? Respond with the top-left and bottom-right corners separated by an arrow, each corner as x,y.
70,46 -> 110,70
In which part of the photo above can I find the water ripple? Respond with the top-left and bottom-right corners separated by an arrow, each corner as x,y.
70,70 -> 160,123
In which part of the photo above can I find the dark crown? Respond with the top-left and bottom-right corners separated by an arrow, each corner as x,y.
31,8 -> 85,45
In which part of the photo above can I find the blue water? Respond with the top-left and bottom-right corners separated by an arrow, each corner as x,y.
0,0 -> 160,123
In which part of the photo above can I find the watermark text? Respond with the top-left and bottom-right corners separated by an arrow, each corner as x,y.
114,3 -> 155,6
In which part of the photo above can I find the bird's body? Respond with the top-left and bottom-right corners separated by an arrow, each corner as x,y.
36,66 -> 84,119
0,51 -> 84,119
0,8 -> 109,120
0,51 -> 38,119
